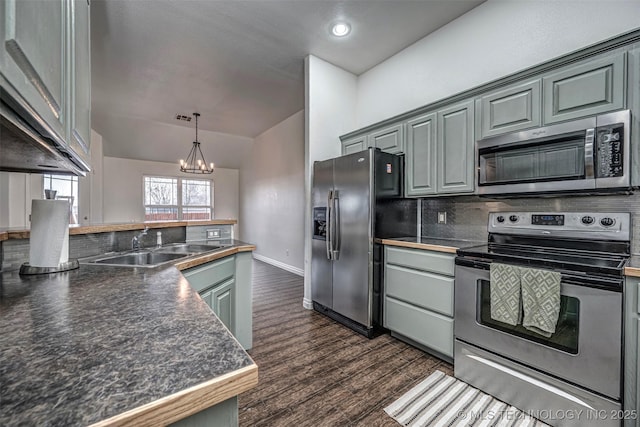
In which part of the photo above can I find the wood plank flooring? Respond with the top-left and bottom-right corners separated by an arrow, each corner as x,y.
239,260 -> 453,426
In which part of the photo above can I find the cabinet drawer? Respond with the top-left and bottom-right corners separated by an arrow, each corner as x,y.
386,264 -> 453,316
182,256 -> 235,293
385,246 -> 454,276
385,297 -> 453,357
637,282 -> 640,315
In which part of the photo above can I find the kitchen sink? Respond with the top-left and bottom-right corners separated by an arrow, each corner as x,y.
155,243 -> 221,254
91,251 -> 187,266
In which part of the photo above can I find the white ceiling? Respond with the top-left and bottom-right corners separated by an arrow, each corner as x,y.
91,0 -> 484,167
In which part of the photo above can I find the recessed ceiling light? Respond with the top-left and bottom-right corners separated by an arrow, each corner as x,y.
331,22 -> 351,37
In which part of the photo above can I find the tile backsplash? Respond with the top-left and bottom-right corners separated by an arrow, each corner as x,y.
421,194 -> 640,254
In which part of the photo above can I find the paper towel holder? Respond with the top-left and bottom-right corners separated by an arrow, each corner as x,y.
19,259 -> 79,275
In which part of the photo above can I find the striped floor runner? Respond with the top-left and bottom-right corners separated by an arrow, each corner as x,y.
385,370 -> 550,427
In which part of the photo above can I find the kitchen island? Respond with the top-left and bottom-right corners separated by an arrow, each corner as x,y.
0,242 -> 257,426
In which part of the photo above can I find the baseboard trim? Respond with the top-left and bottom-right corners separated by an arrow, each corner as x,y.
252,253 -> 304,277
302,298 -> 313,310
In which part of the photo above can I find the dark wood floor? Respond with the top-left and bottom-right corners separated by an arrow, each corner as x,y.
239,260 -> 453,426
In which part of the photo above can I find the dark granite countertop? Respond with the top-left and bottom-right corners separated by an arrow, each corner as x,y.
0,242 -> 256,426
378,236 -> 483,253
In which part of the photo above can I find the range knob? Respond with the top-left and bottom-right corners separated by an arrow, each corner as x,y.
496,216 -> 505,223
581,216 -> 595,225
600,217 -> 616,227
509,215 -> 519,223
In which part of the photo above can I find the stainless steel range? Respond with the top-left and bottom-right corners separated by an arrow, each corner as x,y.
454,212 -> 630,427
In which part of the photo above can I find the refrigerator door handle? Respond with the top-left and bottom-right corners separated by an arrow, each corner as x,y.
326,190 -> 333,260
332,191 -> 341,260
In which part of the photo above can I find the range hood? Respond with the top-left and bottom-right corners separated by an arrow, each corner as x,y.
0,91 -> 89,176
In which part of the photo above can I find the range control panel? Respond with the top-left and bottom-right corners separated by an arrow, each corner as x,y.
489,212 -> 631,241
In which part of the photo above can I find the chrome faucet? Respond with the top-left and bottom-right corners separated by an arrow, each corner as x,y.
131,227 -> 149,251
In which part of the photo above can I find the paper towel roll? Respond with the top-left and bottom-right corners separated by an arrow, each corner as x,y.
29,199 -> 69,268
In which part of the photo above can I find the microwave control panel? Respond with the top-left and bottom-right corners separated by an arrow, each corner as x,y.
596,123 -> 624,178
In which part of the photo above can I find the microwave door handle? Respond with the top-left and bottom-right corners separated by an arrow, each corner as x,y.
584,128 -> 595,179
326,190 -> 333,260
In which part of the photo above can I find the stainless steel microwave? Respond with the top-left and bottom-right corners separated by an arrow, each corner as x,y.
477,110 -> 630,196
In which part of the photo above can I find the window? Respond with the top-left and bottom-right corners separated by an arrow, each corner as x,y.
144,176 -> 213,221
43,174 -> 79,224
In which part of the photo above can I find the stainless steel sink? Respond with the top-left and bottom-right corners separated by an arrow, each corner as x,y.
155,243 -> 221,254
91,251 -> 187,266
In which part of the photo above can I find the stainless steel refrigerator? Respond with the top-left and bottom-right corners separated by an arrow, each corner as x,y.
311,148 -> 415,337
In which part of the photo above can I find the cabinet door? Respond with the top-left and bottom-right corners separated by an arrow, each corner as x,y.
405,113 -> 436,197
543,52 -> 625,124
368,123 -> 404,154
437,100 -> 475,194
480,80 -> 541,138
211,279 -> 235,333
69,0 -> 91,165
341,136 -> 366,155
0,0 -> 67,143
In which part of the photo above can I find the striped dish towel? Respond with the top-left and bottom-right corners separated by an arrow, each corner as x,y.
385,370 -> 548,427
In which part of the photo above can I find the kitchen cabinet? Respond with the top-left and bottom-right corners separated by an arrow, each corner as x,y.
368,123 -> 404,154
436,99 -> 475,194
182,252 -> 253,350
624,276 -> 640,425
405,113 -> 436,197
341,136 -> 367,155
542,51 -> 626,124
384,246 -> 455,360
478,79 -> 541,138
68,0 -> 91,166
0,0 -> 91,171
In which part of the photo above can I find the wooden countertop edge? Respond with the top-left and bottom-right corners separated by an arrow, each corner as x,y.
625,266 -> 640,277
378,238 -> 458,254
89,363 -> 258,427
174,245 -> 256,271
3,220 -> 238,239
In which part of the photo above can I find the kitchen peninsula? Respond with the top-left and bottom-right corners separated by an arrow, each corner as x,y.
0,224 -> 257,426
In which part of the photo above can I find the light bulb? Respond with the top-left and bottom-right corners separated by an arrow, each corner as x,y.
331,22 -> 351,37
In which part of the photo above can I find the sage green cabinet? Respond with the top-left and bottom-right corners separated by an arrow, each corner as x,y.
368,123 -> 404,154
405,113 -> 437,196
341,136 -> 366,155
479,79 -> 541,138
384,246 -> 455,360
182,253 -> 253,350
68,0 -> 91,165
543,51 -> 626,124
437,100 -> 475,194
624,276 -> 640,425
0,0 -> 67,142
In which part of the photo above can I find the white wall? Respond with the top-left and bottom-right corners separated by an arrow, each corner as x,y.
0,172 -> 40,228
356,0 -> 640,128
240,110 -> 305,274
303,55 -> 358,308
102,156 -> 239,231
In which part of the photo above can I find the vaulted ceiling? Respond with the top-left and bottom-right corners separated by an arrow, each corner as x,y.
91,0 -> 484,168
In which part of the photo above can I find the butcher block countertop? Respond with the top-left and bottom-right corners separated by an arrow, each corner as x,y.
625,255 -> 640,277
1,219 -> 237,240
378,236 -> 483,254
0,241 -> 256,426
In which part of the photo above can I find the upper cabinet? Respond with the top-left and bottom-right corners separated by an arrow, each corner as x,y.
0,0 -> 91,172
478,79 -> 541,138
368,123 -> 404,154
542,51 -> 626,124
436,100 -> 475,194
341,135 -> 367,155
0,0 -> 67,143
405,113 -> 436,196
69,0 -> 92,166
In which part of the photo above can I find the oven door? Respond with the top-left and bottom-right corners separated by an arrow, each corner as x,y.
454,262 -> 622,399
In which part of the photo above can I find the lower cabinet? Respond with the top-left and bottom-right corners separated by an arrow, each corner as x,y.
624,276 -> 640,425
183,253 -> 252,350
384,246 -> 455,360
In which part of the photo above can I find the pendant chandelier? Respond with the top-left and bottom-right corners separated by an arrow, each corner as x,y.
179,112 -> 214,174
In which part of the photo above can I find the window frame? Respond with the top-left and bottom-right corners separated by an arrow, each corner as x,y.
43,173 -> 79,222
143,175 -> 214,221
